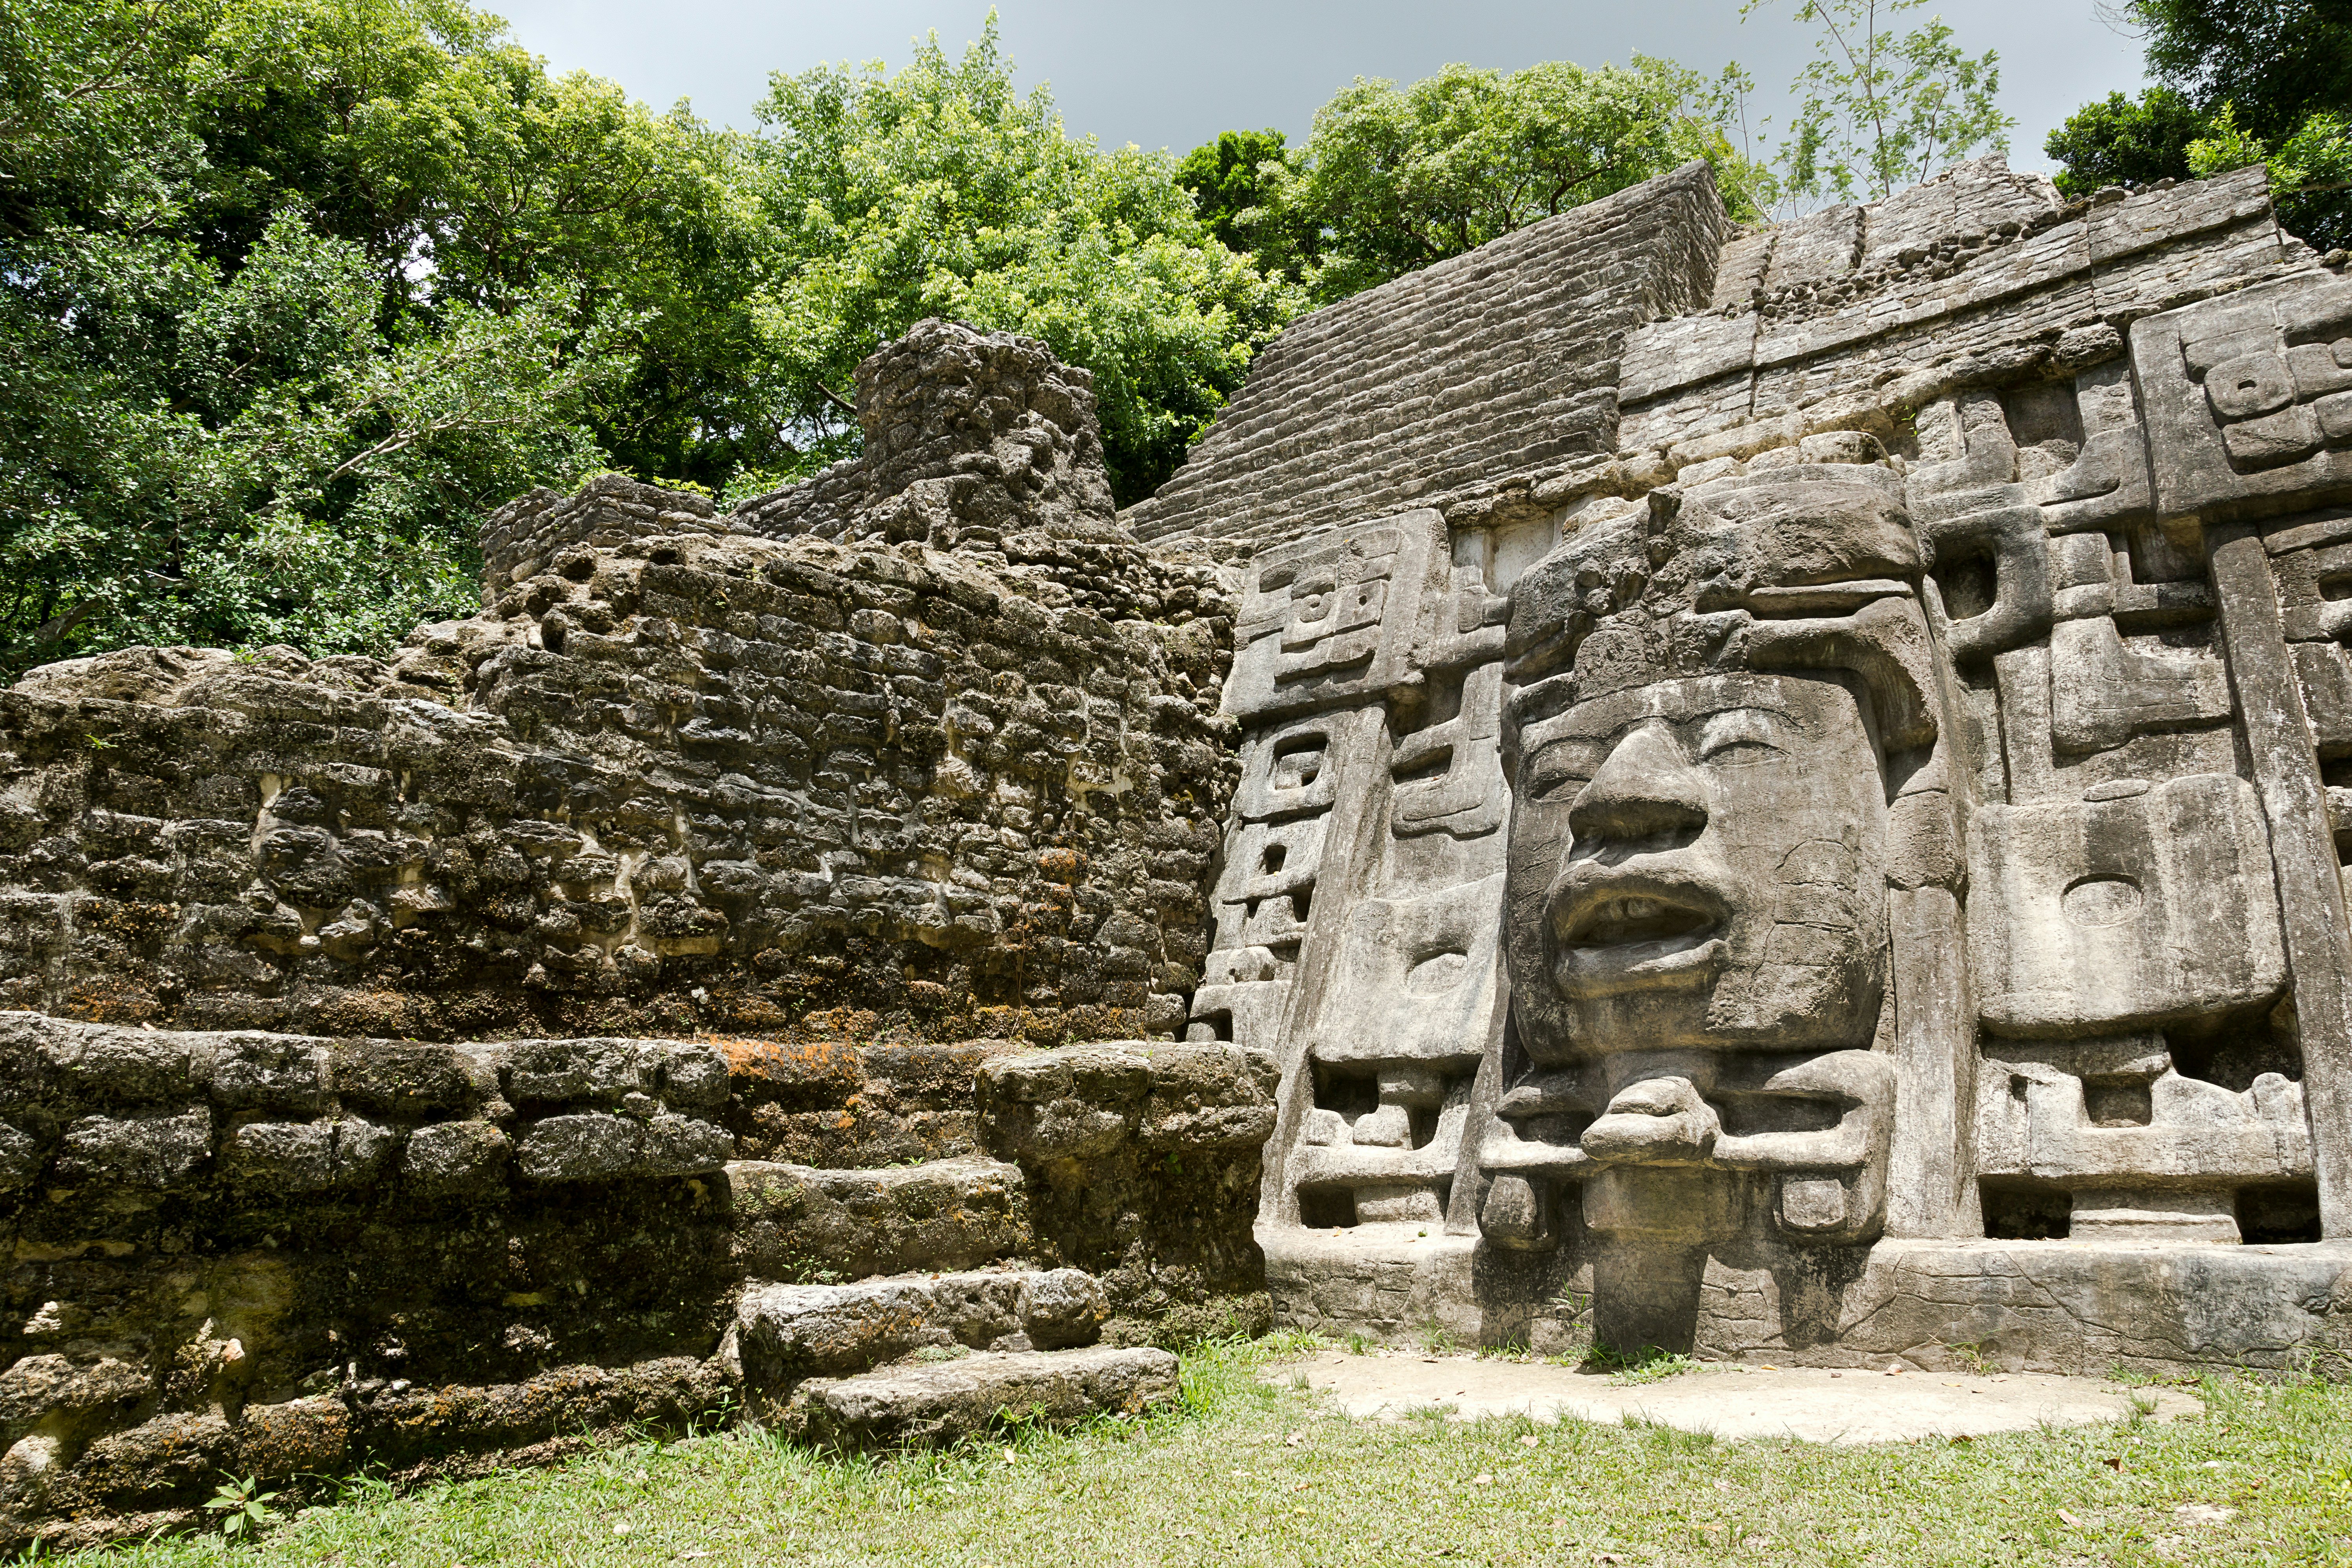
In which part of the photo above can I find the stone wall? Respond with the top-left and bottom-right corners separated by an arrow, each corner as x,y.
1164,152 -> 2352,1374
0,1014 -> 1272,1548
2,501 -> 1231,1048
1123,160 -> 1729,554
732,318 -> 1118,550
0,318 -> 1279,1548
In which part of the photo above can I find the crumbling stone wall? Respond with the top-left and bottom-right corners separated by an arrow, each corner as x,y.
0,318 -> 1276,1548
0,1013 -> 1272,1548
733,318 -> 1117,550
2,436 -> 1234,1046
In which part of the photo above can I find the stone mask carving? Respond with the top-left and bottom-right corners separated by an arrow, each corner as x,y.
1490,467 -> 1932,1279
1505,669 -> 1888,1060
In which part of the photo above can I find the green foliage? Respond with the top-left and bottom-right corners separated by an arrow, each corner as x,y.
1245,57 -> 1764,305
2043,86 -> 2206,198
746,20 -> 1303,506
204,1472 -> 281,1538
0,0 -> 737,676
1176,127 -> 1320,279
1745,0 -> 2013,208
2051,2 -> 2352,249
2188,103 -> 2352,250
2131,0 -> 2352,146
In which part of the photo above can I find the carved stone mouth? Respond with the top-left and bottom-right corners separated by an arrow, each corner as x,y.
1566,895 -> 1718,950
1550,873 -> 1730,997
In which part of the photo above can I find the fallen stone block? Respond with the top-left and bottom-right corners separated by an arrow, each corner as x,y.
732,1268 -> 1110,1388
783,1346 -> 1180,1449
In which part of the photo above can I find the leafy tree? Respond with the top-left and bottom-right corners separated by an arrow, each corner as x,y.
745,21 -> 1303,506
1246,56 -> 1762,305
2048,2 -> 2352,248
1176,127 -> 1319,278
1744,0 -> 2013,210
0,0 -> 693,674
2131,0 -> 2352,143
2044,86 -> 2206,196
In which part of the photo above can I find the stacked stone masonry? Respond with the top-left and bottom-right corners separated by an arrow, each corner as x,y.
1147,156 -> 2352,1379
0,320 -> 1279,1548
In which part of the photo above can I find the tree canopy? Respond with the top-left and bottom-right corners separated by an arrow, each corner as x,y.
2046,1 -> 2352,248
1195,57 -> 1763,306
0,0 -> 712,674
1745,0 -> 2013,209
0,2 -> 1300,675
17,0 -> 2195,681
743,22 -> 1302,507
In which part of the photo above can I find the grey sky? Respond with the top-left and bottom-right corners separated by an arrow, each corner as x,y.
489,1 -> 2151,177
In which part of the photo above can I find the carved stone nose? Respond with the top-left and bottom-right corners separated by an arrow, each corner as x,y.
1568,721 -> 1708,841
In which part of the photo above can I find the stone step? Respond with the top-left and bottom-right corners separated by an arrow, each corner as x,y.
782,1345 -> 1181,1450
730,1267 -> 1108,1390
725,1156 -> 1031,1280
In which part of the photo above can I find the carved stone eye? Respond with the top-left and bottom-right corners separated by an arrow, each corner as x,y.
1695,708 -> 1787,764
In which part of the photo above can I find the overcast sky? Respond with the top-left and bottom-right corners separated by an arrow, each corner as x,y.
488,1 -> 2151,176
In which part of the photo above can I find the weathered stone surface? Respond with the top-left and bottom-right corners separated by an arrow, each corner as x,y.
781,1345 -> 1180,1450
726,1155 -> 1032,1279
0,327 -> 1236,1051
4,136 -> 2347,1551
975,1041 -> 1278,1329
0,317 -> 1283,1551
1156,151 -> 2350,1370
730,1267 -> 1110,1388
1126,162 -> 1728,551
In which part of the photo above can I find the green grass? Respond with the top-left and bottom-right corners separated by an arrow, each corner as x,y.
55,1339 -> 2352,1567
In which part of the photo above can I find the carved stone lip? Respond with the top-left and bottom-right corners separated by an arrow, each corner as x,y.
1550,867 -> 1730,995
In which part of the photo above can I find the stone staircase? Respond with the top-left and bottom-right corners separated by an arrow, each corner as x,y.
703,1037 -> 1281,1448
726,1266 -> 1177,1448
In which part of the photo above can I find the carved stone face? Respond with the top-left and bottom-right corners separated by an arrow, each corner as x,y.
1504,671 -> 1889,1063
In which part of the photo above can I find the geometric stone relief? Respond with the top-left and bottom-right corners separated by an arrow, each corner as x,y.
1189,163 -> 2352,1367
2133,270 -> 2352,525
1967,774 -> 2285,1036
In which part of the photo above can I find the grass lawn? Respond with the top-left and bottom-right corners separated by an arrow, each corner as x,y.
65,1338 -> 2352,1567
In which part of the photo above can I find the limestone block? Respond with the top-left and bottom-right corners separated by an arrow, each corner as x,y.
0,1124 -> 38,1189
1223,512 -> 1446,722
725,1155 -> 1031,1278
2131,271 -> 2352,524
734,1279 -> 952,1381
54,1108 -> 211,1191
976,1042 -> 1278,1163
510,1111 -> 728,1183
1014,1269 -> 1111,1350
2046,615 -> 2232,755
399,1119 -> 511,1196
733,1269 -> 1112,1390
1304,874 -> 1503,1077
219,1115 -> 392,1192
1968,774 -> 2287,1035
782,1346 -> 1179,1450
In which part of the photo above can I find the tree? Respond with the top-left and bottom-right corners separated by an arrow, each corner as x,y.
1744,0 -> 2013,210
2043,87 -> 2206,197
0,0 -> 696,675
2049,2 -> 2352,249
1244,56 -> 1762,305
1176,127 -> 1319,279
745,21 -> 1303,506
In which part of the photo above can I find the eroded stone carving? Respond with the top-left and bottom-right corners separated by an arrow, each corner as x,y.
1198,156 -> 2352,1368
